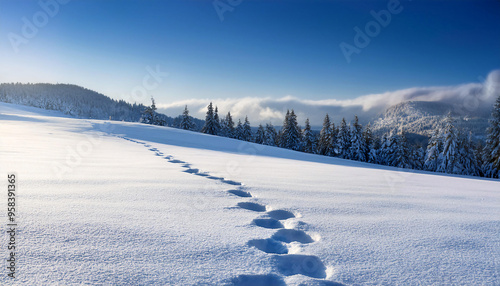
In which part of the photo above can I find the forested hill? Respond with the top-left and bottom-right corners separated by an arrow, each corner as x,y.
0,83 -> 205,128
371,101 -> 490,138
0,83 -> 154,121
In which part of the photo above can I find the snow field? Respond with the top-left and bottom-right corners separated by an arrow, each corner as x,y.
1,102 -> 499,285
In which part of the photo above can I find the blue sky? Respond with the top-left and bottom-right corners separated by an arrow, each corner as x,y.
1,0 -> 499,112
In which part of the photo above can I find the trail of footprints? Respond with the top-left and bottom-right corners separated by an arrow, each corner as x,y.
119,136 -> 336,286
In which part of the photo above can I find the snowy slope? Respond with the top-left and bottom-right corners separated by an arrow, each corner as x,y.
1,102 -> 499,285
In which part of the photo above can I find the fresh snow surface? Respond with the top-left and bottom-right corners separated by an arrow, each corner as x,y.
1,102 -> 499,285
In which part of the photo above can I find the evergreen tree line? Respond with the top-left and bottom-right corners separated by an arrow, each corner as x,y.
1,83 -> 148,121
179,98 -> 500,179
0,83 -> 206,128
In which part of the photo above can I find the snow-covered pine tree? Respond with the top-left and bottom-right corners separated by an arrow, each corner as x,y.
385,132 -> 399,166
255,124 -> 266,144
214,106 -> 221,135
235,119 -> 244,140
337,118 -> 351,159
424,127 -> 442,172
454,132 -> 479,176
242,116 -> 252,141
201,102 -> 218,135
276,130 -> 283,147
349,115 -> 367,162
180,105 -> 193,130
437,112 -> 459,173
141,96 -> 157,124
280,110 -> 302,150
331,121 -> 339,156
364,124 -> 378,163
264,123 -> 278,146
317,114 -> 333,155
474,141 -> 486,177
412,146 -> 426,170
278,110 -> 290,148
378,133 -> 390,165
392,130 -> 412,169
302,118 -> 316,153
483,94 -> 500,178
221,112 -> 235,138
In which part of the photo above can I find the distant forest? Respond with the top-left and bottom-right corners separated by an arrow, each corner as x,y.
0,83 -> 204,129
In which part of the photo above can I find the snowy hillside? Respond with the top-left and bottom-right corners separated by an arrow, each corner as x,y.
0,83 -> 205,129
1,102 -> 499,285
371,101 -> 490,137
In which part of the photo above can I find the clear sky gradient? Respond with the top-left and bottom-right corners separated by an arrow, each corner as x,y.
1,0 -> 499,106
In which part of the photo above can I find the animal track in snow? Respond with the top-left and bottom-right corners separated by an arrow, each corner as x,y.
207,175 -> 224,181
119,137 -> 335,285
252,218 -> 284,229
195,172 -> 210,177
183,168 -> 200,174
266,210 -> 295,220
228,274 -> 286,286
247,238 -> 288,254
237,202 -> 267,212
272,254 -> 327,279
227,189 -> 252,198
222,179 -> 242,186
271,229 -> 314,244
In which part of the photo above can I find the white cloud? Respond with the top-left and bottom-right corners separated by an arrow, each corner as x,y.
157,70 -> 500,126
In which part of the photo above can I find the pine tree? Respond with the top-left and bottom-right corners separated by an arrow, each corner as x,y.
437,113 -> 458,173
455,132 -> 479,176
384,132 -> 399,166
242,116 -> 252,141
302,118 -> 317,154
424,128 -> 442,172
278,110 -> 290,148
349,115 -> 367,162
264,123 -> 278,146
413,146 -> 426,170
392,130 -> 412,169
474,141 -> 486,177
280,110 -> 302,150
317,114 -> 334,155
141,96 -> 157,125
221,112 -> 235,138
483,94 -> 500,178
180,105 -> 194,130
364,124 -> 377,163
214,106 -> 221,134
201,102 -> 218,135
331,122 -> 339,156
337,118 -> 351,159
235,119 -> 244,140
378,133 -> 390,165
255,124 -> 266,144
